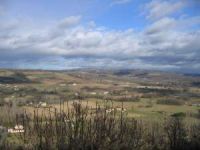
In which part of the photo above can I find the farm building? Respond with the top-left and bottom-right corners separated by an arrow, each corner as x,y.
40,102 -> 47,107
36,102 -> 47,107
90,92 -> 97,95
103,91 -> 109,95
72,83 -> 77,86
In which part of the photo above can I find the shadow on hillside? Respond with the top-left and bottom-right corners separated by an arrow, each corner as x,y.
0,72 -> 32,84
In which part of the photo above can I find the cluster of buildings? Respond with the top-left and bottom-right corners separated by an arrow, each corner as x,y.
0,125 -> 24,134
89,91 -> 109,95
105,107 -> 127,114
8,125 -> 24,133
192,103 -> 200,107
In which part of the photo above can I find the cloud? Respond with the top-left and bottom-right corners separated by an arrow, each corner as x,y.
110,0 -> 132,6
0,0 -> 200,73
58,16 -> 82,28
144,0 -> 186,20
145,17 -> 176,35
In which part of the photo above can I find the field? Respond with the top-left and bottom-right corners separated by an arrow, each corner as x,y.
0,69 -> 200,122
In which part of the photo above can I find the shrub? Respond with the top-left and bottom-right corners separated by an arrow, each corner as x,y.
164,117 -> 187,150
2,100 -> 200,149
171,112 -> 186,118
157,99 -> 183,105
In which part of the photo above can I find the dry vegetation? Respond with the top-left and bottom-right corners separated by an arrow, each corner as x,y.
1,101 -> 200,150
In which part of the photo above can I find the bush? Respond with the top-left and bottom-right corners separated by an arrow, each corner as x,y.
157,99 -> 183,105
171,112 -> 186,118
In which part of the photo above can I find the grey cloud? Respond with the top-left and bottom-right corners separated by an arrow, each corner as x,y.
0,21 -> 19,33
58,16 -> 81,28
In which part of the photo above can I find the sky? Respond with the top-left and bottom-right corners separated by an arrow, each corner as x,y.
0,0 -> 200,73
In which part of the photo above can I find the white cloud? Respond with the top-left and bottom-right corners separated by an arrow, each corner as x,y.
145,17 -> 177,34
144,0 -> 186,20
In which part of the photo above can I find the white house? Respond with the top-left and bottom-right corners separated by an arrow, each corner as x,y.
90,92 -> 97,95
38,102 -> 47,107
103,91 -> 109,95
72,83 -> 77,86
40,102 -> 47,107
